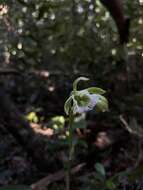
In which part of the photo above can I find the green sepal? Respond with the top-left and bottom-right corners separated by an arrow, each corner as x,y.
64,96 -> 73,115
74,93 -> 90,107
87,87 -> 106,95
73,77 -> 89,91
96,95 -> 108,112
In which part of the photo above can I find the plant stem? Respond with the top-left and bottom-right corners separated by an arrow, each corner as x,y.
66,109 -> 74,190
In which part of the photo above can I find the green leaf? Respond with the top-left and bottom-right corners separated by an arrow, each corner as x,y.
87,87 -> 106,95
94,173 -> 105,182
128,164 -> 143,183
106,180 -> 116,190
0,185 -> 31,190
73,119 -> 87,129
64,96 -> 72,115
95,163 -> 106,177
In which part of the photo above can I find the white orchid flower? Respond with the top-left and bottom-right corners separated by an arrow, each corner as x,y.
72,90 -> 100,114
64,77 -> 108,115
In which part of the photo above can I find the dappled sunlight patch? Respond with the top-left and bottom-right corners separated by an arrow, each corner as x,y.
31,123 -> 54,136
48,85 -> 55,92
35,127 -> 54,137
139,0 -> 143,5
0,4 -> 8,16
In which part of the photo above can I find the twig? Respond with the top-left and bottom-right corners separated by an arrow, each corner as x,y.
31,163 -> 85,190
0,68 -> 89,78
120,115 -> 143,167
119,115 -> 143,138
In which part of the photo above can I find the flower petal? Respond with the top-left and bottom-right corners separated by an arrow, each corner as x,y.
87,94 -> 100,109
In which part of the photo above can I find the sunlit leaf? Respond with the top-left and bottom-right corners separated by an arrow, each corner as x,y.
27,112 -> 38,123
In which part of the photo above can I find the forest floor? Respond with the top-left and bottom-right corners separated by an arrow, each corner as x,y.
0,109 -> 141,189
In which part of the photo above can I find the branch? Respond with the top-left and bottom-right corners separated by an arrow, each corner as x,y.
0,68 -> 89,78
119,115 -> 143,138
31,163 -> 85,190
0,69 -> 20,75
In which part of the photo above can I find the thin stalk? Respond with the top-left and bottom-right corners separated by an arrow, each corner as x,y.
66,108 -> 74,190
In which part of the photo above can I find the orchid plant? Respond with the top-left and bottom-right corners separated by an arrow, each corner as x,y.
64,77 -> 108,190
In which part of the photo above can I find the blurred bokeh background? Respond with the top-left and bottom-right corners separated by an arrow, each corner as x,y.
0,0 -> 143,119
0,0 -> 143,188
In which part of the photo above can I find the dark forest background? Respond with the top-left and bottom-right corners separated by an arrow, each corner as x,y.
0,0 -> 143,189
